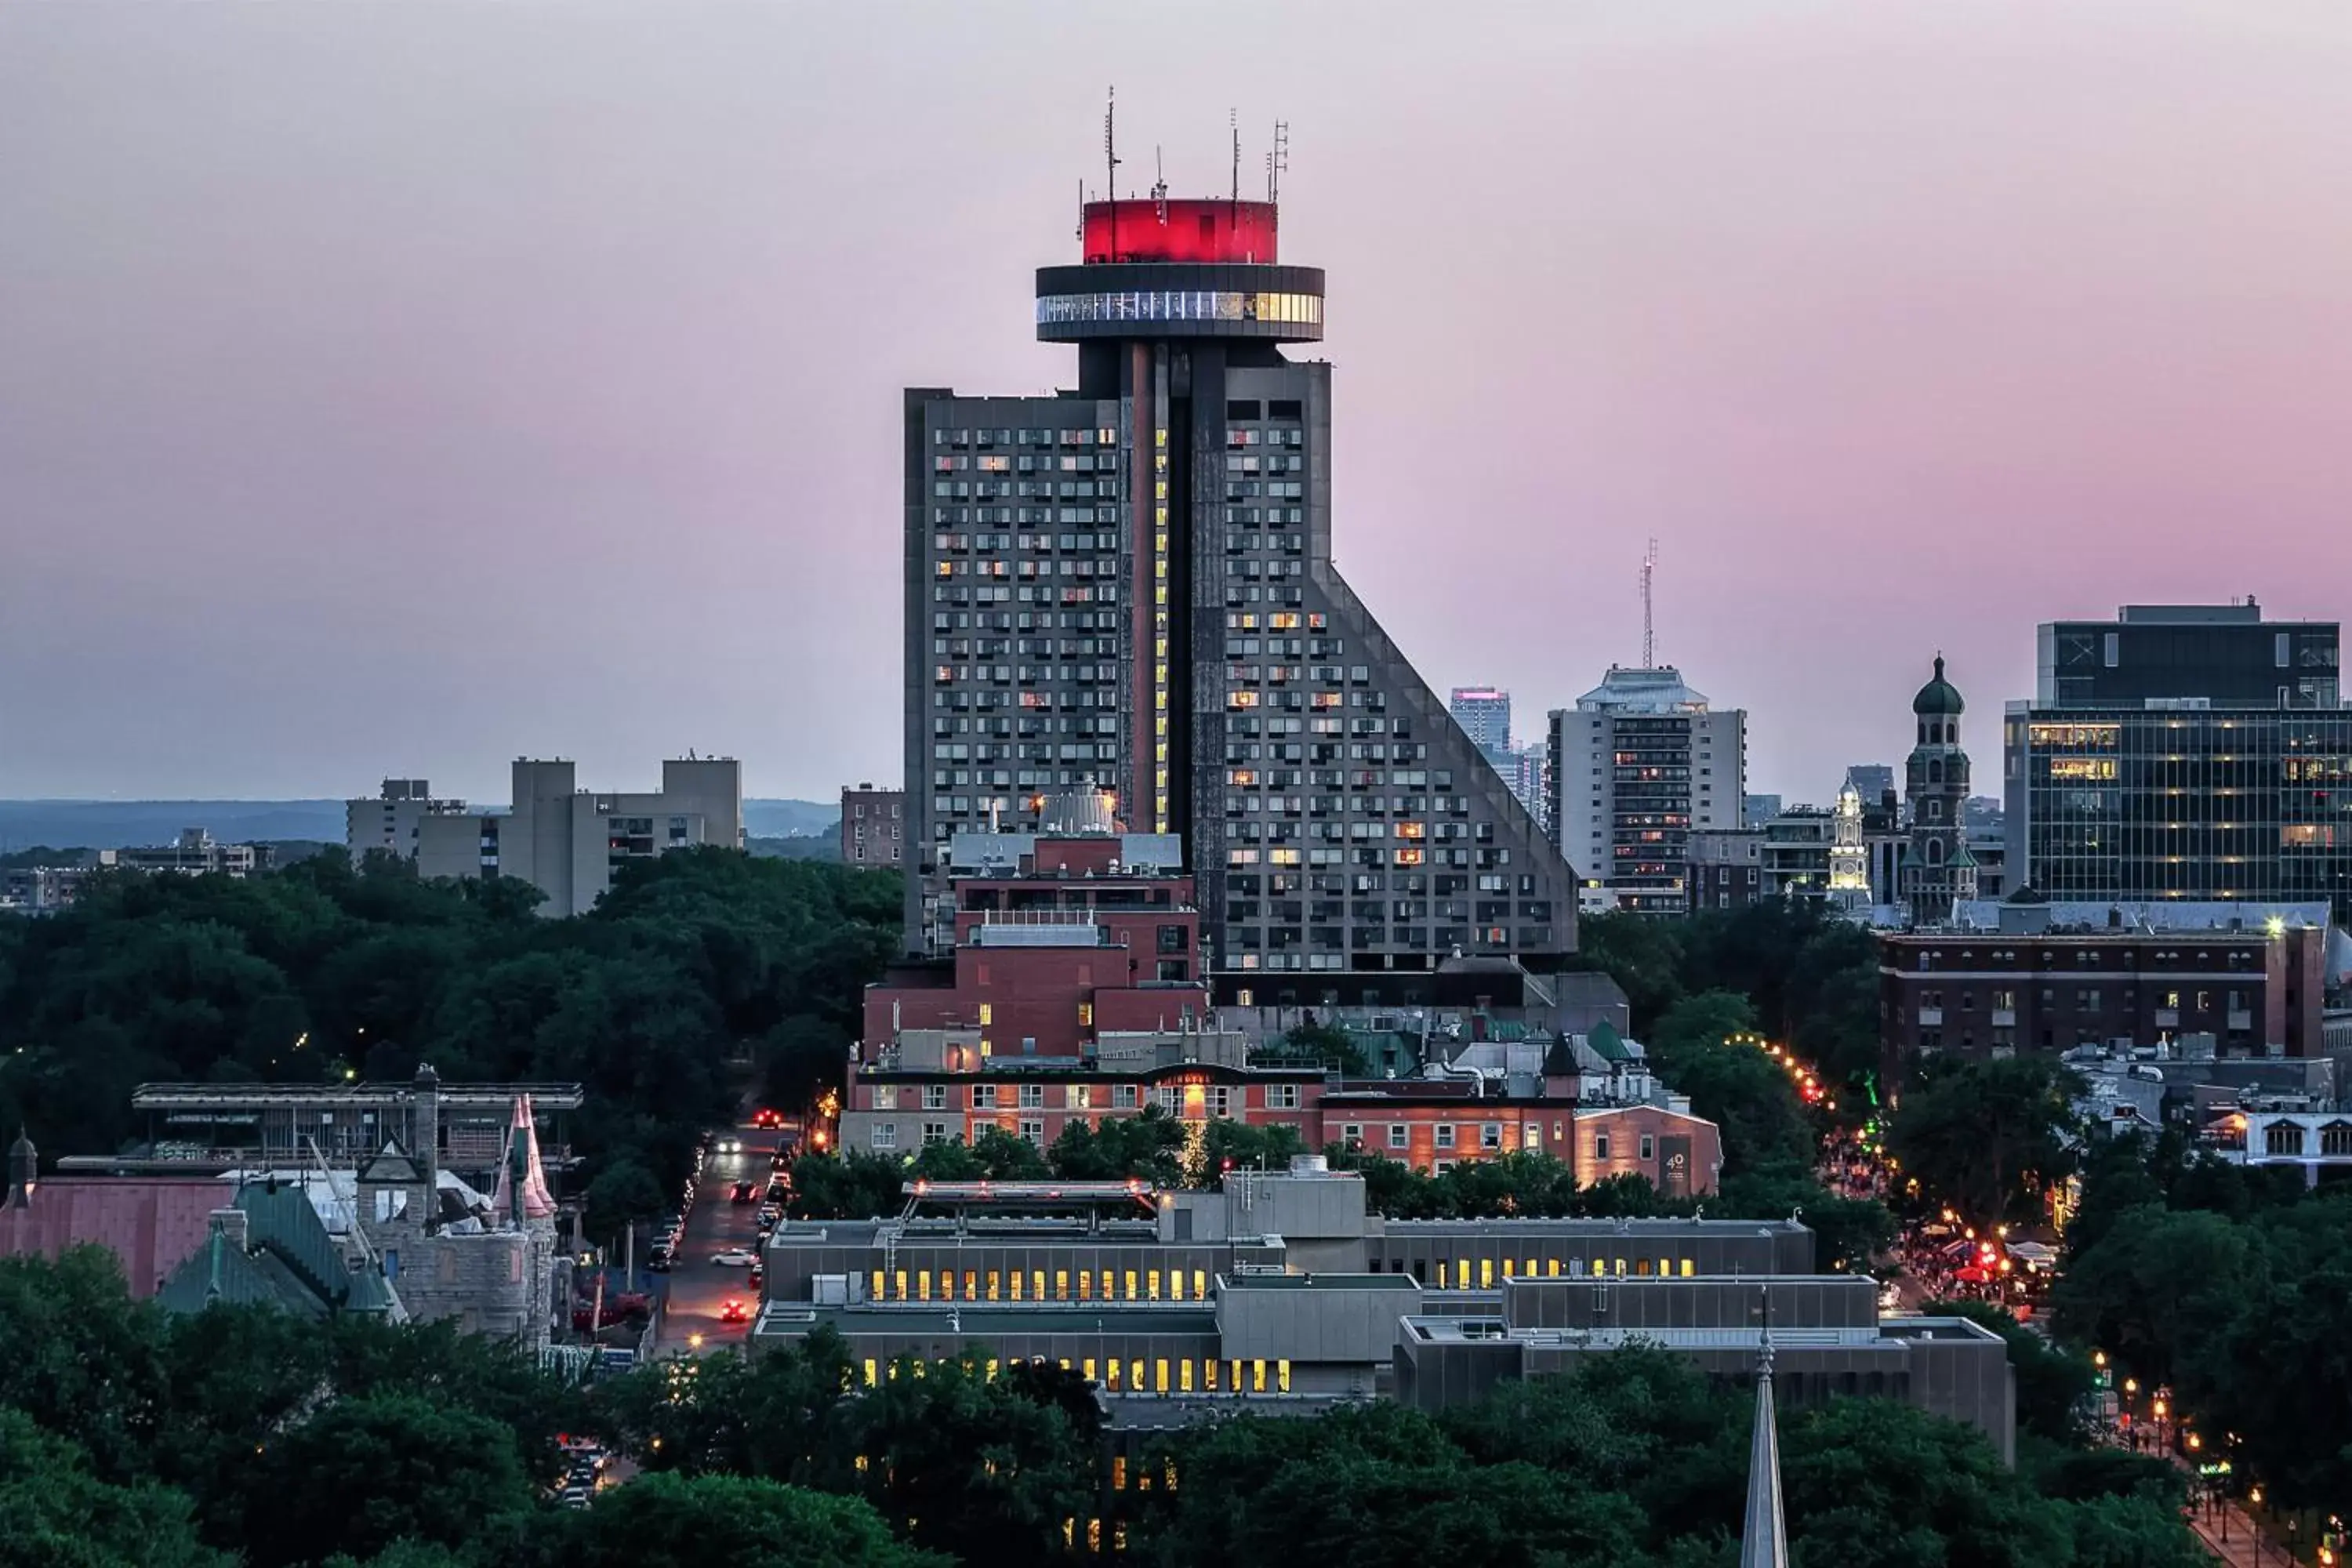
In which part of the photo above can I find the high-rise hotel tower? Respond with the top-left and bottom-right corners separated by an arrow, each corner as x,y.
905,194 -> 1576,978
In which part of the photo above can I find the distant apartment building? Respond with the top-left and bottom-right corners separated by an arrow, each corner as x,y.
1548,667 -> 1745,915
345,779 -> 469,865
103,828 -> 262,879
2004,601 -> 2352,919
1448,687 -> 1513,757
0,863 -> 95,914
1846,764 -> 1896,804
1447,687 -> 1547,824
415,757 -> 743,916
1687,829 -> 1766,913
839,783 -> 906,869
1876,899 -> 2328,1079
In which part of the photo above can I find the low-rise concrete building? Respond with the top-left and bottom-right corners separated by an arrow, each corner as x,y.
1396,1279 -> 2014,1466
415,757 -> 743,916
104,828 -> 261,879
72,1076 -> 583,1183
752,1160 -> 2013,1462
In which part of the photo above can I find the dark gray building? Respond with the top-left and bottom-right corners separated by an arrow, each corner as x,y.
1396,1276 -> 2014,1466
904,193 -> 1573,978
2003,602 -> 2352,918
751,1160 -> 2013,1463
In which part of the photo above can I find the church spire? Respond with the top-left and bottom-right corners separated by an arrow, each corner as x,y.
1739,1318 -> 1790,1568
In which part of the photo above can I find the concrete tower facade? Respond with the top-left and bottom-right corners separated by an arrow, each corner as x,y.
904,189 -> 1575,978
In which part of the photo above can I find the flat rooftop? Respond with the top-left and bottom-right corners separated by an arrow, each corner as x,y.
1402,1315 -> 2005,1350
769,1218 -> 1173,1250
1218,1272 -> 1418,1291
1383,1217 -> 1806,1237
755,1303 -> 1222,1338
132,1081 -> 585,1110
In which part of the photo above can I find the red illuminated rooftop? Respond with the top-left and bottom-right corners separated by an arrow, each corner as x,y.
1082,198 -> 1279,265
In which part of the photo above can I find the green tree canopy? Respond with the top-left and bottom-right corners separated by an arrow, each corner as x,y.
1886,1054 -> 2079,1226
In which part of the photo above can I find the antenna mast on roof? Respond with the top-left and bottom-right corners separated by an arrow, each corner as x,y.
1641,537 -> 1659,669
1104,86 -> 1121,260
1152,145 -> 1167,225
1230,109 -> 1240,212
1271,120 -> 1290,205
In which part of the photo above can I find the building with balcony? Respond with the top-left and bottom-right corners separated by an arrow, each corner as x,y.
1549,666 -> 1746,915
903,183 -> 1575,977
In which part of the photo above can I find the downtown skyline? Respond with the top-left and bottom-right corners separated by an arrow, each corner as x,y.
5,1 -> 2350,804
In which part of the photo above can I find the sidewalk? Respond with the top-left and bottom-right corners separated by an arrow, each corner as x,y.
2185,1496 -> 2270,1568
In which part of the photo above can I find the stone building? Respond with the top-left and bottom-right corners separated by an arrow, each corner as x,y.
1900,656 -> 1976,924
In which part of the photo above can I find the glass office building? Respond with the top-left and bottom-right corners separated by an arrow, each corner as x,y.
2004,603 -> 2352,918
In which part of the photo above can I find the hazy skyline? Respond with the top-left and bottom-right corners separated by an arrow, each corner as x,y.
5,1 -> 2350,805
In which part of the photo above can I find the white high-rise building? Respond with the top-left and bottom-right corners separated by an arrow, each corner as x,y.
1547,666 -> 1747,915
346,779 -> 470,865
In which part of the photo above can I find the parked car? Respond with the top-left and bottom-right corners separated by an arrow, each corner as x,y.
646,1252 -> 673,1274
710,1249 -> 760,1267
746,1265 -> 763,1291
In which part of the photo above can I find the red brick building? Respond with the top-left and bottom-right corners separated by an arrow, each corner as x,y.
845,826 -> 1722,1189
1878,906 -> 2328,1081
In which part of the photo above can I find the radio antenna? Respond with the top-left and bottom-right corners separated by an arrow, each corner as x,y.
1152,145 -> 1167,224
1104,86 -> 1121,259
1271,120 -> 1290,205
1640,537 -> 1659,669
1229,108 -> 1240,211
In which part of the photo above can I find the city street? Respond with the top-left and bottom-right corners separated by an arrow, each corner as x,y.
653,1123 -> 783,1355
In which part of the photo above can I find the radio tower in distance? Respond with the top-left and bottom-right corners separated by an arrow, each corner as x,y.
1640,538 -> 1658,670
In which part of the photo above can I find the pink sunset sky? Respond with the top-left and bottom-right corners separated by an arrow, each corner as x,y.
3,1 -> 2348,802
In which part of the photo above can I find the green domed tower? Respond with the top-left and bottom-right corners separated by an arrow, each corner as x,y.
1901,655 -> 1976,924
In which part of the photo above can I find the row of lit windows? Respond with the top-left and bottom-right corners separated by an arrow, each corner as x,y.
1428,1256 -> 1699,1288
934,532 -> 1119,554
1035,290 -> 1324,328
931,426 -> 1112,447
870,1265 -> 1209,1303
931,452 -> 1109,473
859,1352 -> 1288,1399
